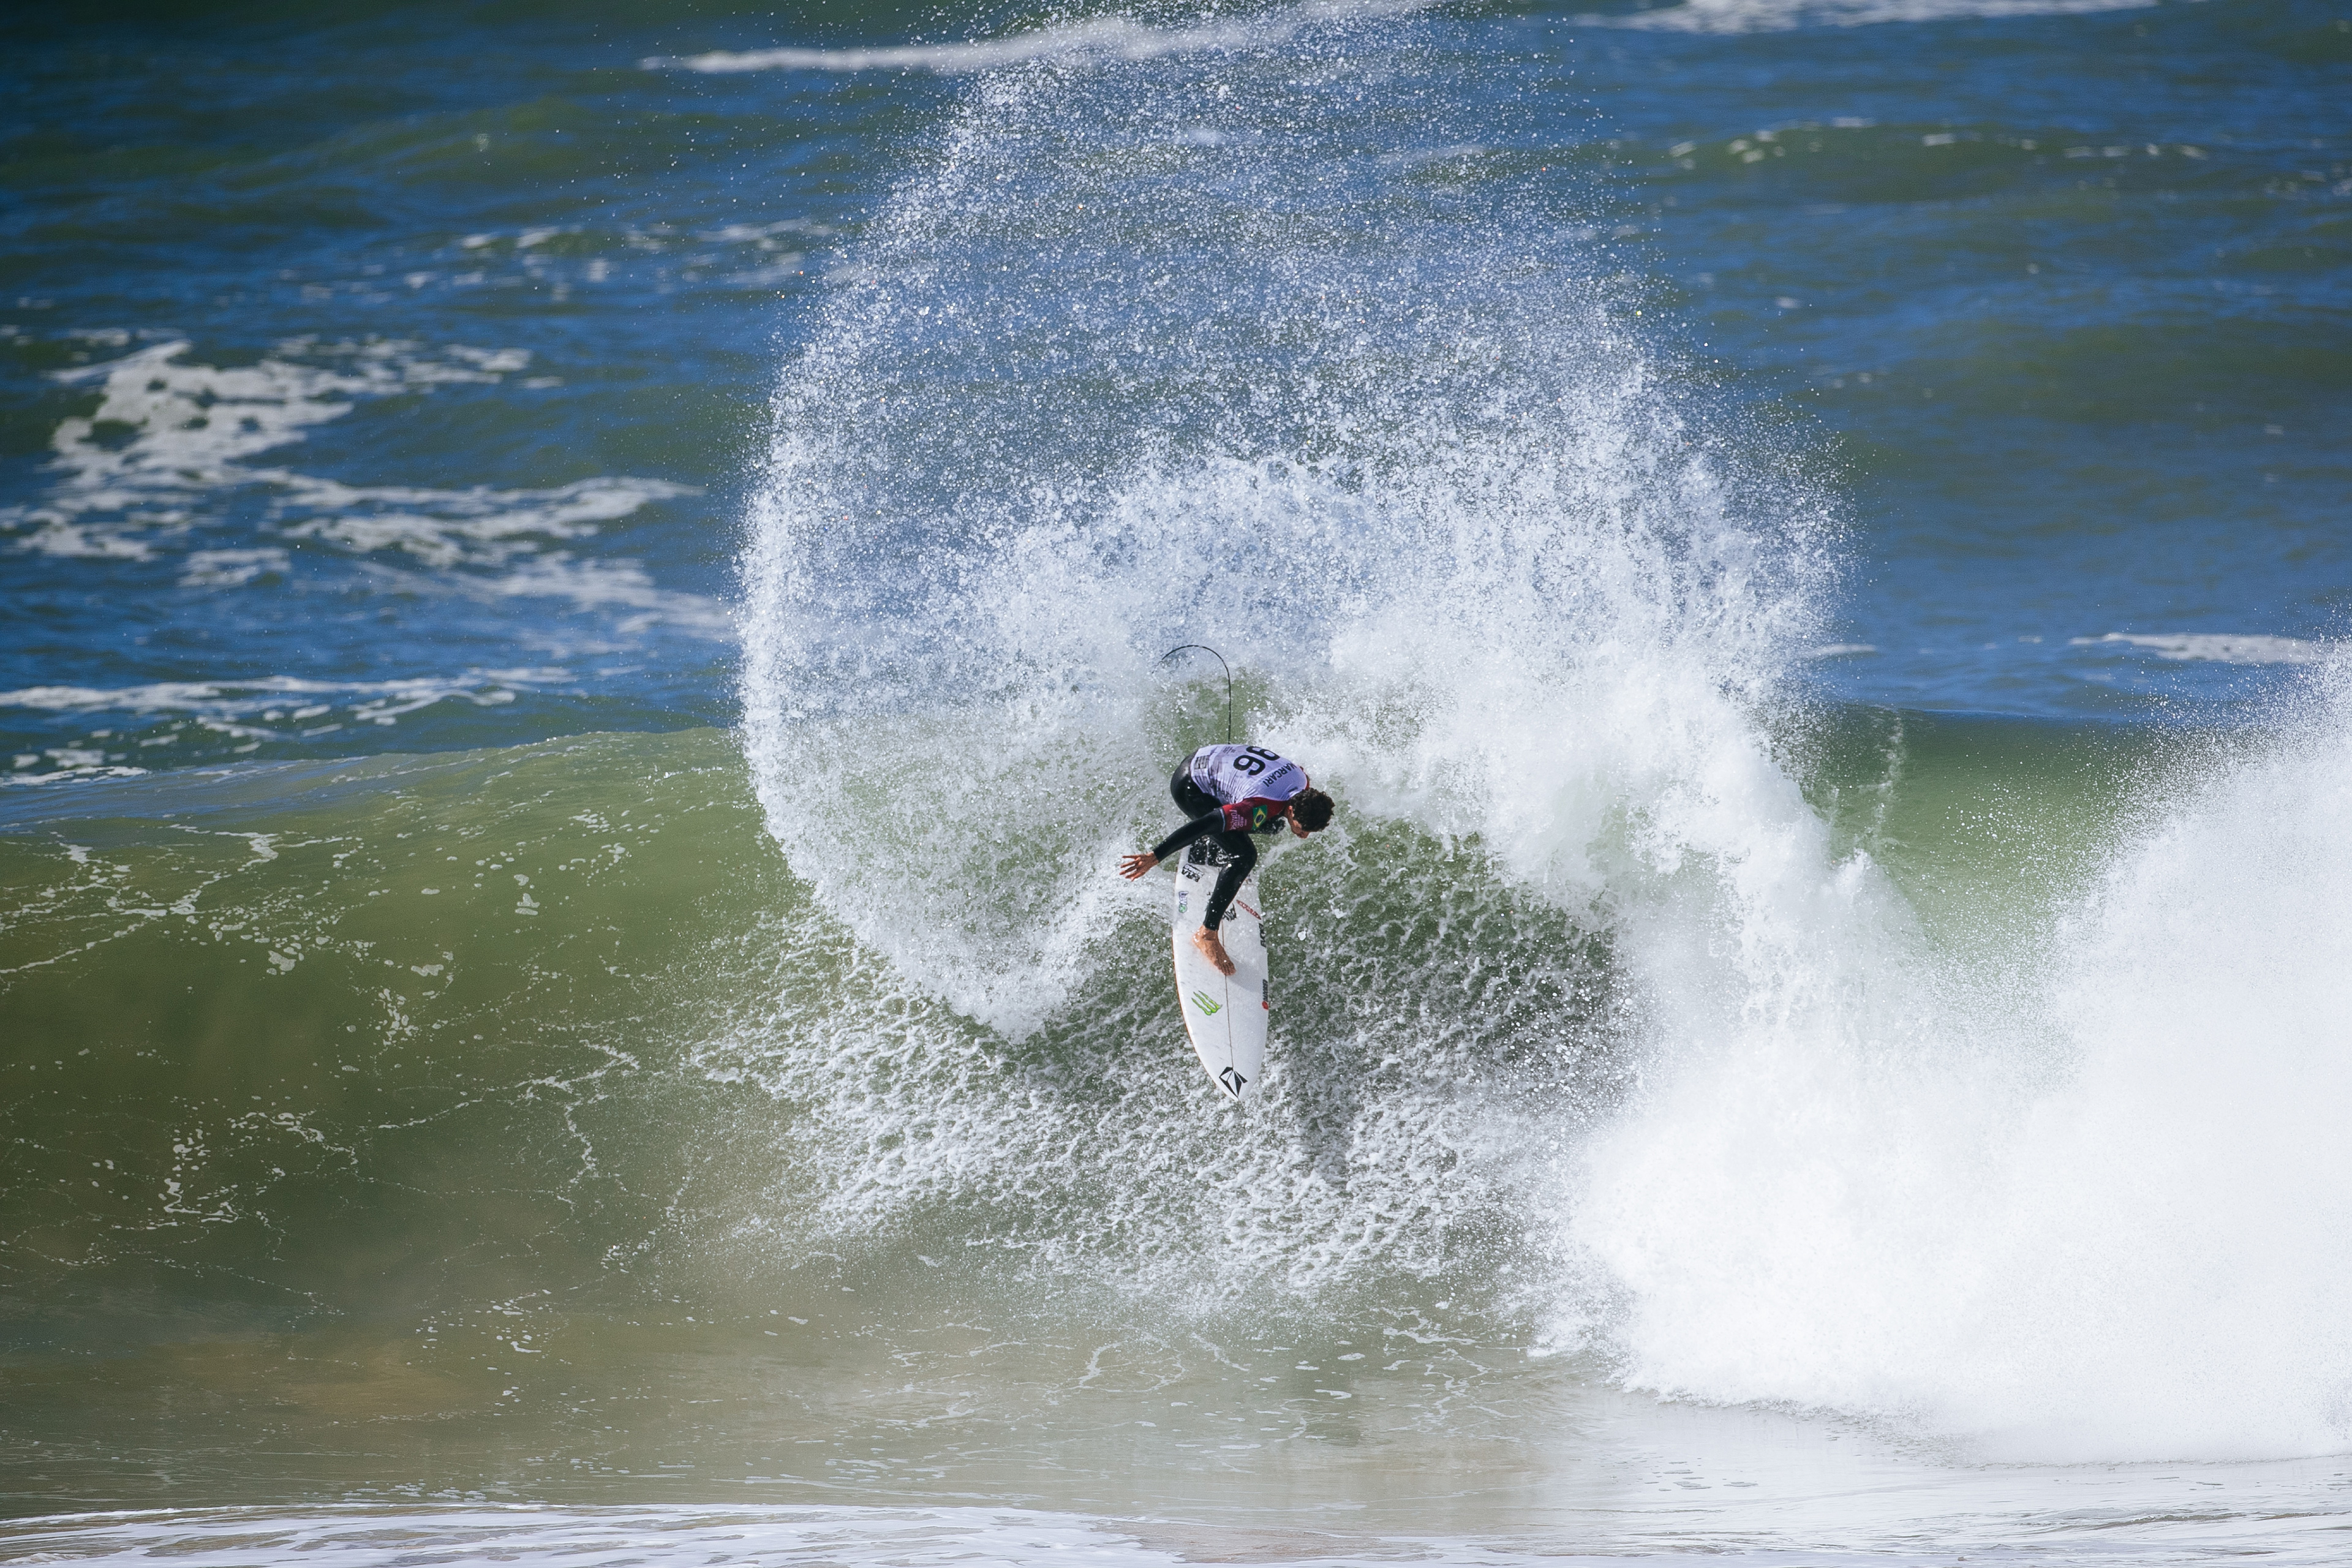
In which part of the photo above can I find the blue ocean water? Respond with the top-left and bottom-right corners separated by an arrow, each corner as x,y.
5,0 -> 2346,782
6,4 -> 2352,1564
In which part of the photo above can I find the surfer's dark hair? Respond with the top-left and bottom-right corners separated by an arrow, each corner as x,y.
1292,788 -> 1335,833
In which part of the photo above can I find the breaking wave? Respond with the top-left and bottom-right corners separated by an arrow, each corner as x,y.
729,0 -> 2352,1462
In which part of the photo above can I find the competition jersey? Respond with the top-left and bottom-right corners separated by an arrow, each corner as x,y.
1186,744 -> 1308,831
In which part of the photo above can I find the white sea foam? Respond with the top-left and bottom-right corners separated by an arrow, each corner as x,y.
10,1479 -> 2352,1568
2,763 -> 150,786
179,548 -> 290,587
0,1506 -> 1188,1568
1578,0 -> 2155,33
649,0 -> 1430,75
273,474 -> 699,571
2071,631 -> 2331,665
4,339 -> 718,639
1562,675 -> 2352,1461
0,671 -> 562,732
31,338 -> 515,531
483,555 -> 736,639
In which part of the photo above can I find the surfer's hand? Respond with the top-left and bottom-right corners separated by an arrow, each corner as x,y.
1193,925 -> 1237,977
1118,851 -> 1158,880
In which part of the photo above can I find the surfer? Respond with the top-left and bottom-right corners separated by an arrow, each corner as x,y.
1119,744 -> 1335,976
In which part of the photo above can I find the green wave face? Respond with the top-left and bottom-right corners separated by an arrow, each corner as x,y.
0,722 -> 1639,1512
2,733 -> 785,1340
0,706 -> 2193,1513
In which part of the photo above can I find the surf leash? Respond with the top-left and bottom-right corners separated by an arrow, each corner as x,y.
1159,643 -> 1233,745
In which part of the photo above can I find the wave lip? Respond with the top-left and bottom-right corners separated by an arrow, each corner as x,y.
1576,0 -> 2155,34
646,0 -> 1431,74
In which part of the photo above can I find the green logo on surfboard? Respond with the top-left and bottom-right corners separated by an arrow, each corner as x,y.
1191,990 -> 1221,1015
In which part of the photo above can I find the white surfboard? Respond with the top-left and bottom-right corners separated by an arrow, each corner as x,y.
1170,839 -> 1268,1102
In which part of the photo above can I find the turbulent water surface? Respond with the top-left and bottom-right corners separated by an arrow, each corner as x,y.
5,1 -> 2351,1563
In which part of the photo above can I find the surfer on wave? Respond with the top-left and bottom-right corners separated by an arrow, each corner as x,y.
1120,743 -> 1335,976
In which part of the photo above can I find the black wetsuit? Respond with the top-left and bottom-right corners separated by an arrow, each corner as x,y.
1150,745 -> 1305,932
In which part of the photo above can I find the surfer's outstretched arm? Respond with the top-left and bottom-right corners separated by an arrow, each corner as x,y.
1123,810 -> 1227,878
1134,822 -> 1259,925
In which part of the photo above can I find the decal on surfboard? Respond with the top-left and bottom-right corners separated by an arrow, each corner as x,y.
1173,850 -> 1265,1103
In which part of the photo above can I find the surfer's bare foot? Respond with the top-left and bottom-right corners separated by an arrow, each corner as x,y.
1193,925 -> 1236,976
